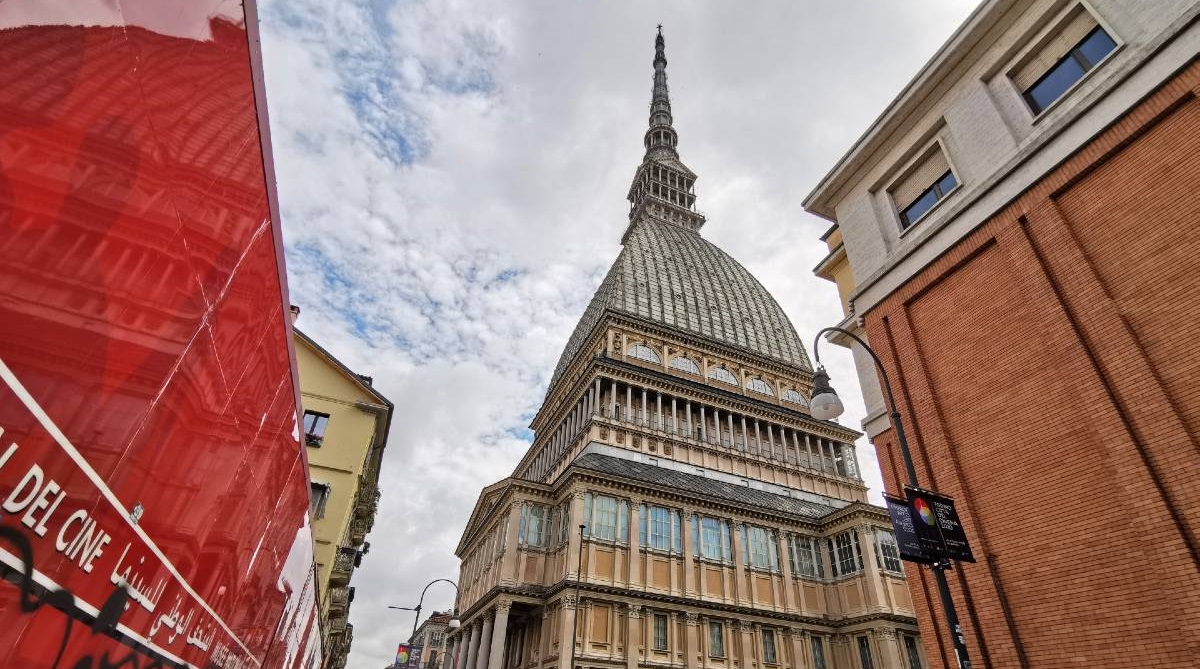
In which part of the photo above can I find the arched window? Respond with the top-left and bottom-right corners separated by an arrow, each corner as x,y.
782,389 -> 809,407
708,366 -> 738,385
670,356 -> 701,375
628,343 -> 661,364
747,378 -> 775,396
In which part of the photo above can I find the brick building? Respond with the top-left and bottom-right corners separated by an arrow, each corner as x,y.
807,1 -> 1200,668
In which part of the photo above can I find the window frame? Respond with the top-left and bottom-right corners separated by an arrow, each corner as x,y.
303,410 -> 330,447
669,355 -> 701,375
746,378 -> 775,396
876,529 -> 904,574
781,388 -> 808,407
1019,23 -> 1119,117
898,169 -> 958,229
762,629 -> 778,665
707,621 -> 725,658
708,366 -> 739,386
652,614 -> 669,652
857,636 -> 875,669
628,343 -> 662,364
903,635 -> 923,669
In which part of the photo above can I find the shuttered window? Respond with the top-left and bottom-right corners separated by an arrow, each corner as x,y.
890,147 -> 958,229
1012,9 -> 1117,114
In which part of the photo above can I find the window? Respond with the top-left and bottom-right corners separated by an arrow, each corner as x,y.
876,529 -> 903,573
519,502 -> 549,547
787,535 -> 824,579
747,378 -> 774,396
652,614 -> 668,651
583,493 -> 627,542
309,482 -> 330,520
303,411 -> 330,447
629,343 -> 661,364
708,366 -> 738,385
858,636 -> 874,669
670,356 -> 700,375
1014,10 -> 1116,115
742,524 -> 780,570
708,622 -> 725,657
782,388 -> 808,407
891,145 -> 958,230
692,515 -> 733,562
762,629 -> 778,665
811,636 -> 827,669
830,532 -> 863,577
639,504 -> 683,552
903,635 -> 923,669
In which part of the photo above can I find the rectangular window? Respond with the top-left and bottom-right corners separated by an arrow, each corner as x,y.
309,482 -> 329,520
762,629 -> 778,665
1014,10 -> 1116,115
708,622 -> 725,657
788,535 -> 824,578
891,144 -> 958,230
811,636 -> 827,669
584,494 -> 627,542
744,525 -> 779,570
695,515 -> 732,562
519,503 -> 548,547
640,504 -> 682,552
833,531 -> 863,576
858,636 -> 874,669
904,635 -> 923,669
303,410 -> 330,447
653,614 -> 668,651
876,529 -> 903,573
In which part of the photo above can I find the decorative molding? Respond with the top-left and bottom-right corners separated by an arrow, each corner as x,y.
737,621 -> 753,634
684,612 -> 700,627
875,627 -> 897,639
496,599 -> 512,614
626,604 -> 643,619
561,594 -> 577,610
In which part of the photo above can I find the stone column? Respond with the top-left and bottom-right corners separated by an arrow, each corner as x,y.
738,622 -> 753,669
788,629 -> 809,669
671,397 -> 677,434
858,525 -> 887,612
465,623 -> 483,669
475,613 -> 495,669
776,532 -> 797,613
727,414 -> 734,448
732,522 -> 746,604
754,421 -> 762,455
641,389 -> 648,426
656,392 -> 663,431
685,401 -> 693,438
873,628 -> 903,669
684,613 -> 700,669
625,604 -> 641,669
447,635 -> 460,669
740,416 -> 748,451
699,406 -> 707,442
557,596 -> 578,669
501,501 -> 522,584
567,493 -> 586,580
626,385 -> 633,422
610,380 -> 618,418
628,500 -> 642,585
682,510 -> 695,597
487,600 -> 511,669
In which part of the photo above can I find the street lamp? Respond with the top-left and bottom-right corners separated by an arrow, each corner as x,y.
812,326 -> 974,669
389,578 -> 461,646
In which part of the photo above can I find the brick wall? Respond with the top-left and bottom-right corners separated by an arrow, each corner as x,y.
862,59 -> 1200,669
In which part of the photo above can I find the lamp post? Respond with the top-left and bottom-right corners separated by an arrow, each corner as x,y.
389,578 -> 462,663
811,326 -> 973,669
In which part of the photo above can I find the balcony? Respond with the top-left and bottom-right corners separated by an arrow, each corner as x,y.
330,586 -> 349,614
330,548 -> 355,586
349,518 -> 369,546
354,477 -> 379,520
329,614 -> 347,634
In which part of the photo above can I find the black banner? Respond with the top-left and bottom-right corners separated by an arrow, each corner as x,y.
883,494 -> 933,564
904,486 -> 976,563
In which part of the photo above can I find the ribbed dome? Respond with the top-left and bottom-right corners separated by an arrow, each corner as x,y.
549,218 -> 812,386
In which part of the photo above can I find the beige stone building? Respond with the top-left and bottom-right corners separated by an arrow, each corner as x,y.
411,611 -> 455,669
446,31 -> 924,669
295,326 -> 392,669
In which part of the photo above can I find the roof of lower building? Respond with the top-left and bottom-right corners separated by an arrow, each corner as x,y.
571,452 -> 837,519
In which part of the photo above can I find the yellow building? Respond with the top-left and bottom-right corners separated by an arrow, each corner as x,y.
446,31 -> 924,669
295,326 -> 393,669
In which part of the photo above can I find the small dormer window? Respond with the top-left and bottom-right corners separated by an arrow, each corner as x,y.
670,356 -> 701,375
628,343 -> 661,364
747,378 -> 774,396
782,388 -> 809,407
708,366 -> 738,385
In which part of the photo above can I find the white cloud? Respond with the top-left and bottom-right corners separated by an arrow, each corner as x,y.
257,1 -> 978,666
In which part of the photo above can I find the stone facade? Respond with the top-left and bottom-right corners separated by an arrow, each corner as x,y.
449,30 -> 923,669
808,1 -> 1200,668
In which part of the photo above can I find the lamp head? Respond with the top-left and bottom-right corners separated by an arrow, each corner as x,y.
809,367 -> 845,421
448,617 -> 461,629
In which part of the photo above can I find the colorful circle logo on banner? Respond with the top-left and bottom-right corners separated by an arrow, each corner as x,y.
913,497 -> 936,525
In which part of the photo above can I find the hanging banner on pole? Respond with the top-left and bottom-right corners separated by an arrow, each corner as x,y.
904,486 -> 976,563
883,493 -> 934,564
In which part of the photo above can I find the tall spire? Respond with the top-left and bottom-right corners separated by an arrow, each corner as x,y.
625,26 -> 706,239
645,25 -> 678,160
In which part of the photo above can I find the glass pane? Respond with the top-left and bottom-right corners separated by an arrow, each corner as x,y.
900,188 -> 940,227
1026,56 -> 1086,113
1076,28 -> 1116,68
936,170 -> 957,196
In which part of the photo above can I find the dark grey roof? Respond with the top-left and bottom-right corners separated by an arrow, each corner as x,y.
571,453 -> 836,519
549,218 -> 812,386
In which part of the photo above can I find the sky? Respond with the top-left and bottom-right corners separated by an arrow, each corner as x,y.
255,1 -> 979,666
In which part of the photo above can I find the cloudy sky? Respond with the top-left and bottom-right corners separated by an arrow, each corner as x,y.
255,1 -> 977,665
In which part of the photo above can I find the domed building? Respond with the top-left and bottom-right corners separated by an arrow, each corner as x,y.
447,30 -> 924,669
